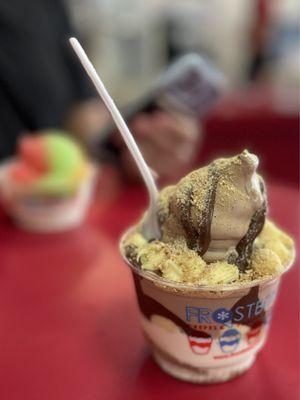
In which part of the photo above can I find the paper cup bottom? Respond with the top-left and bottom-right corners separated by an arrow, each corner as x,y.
120,225 -> 294,384
153,348 -> 256,383
10,178 -> 94,233
131,271 -> 281,384
7,181 -> 94,233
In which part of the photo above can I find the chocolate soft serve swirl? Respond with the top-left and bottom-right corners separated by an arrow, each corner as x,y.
158,150 -> 266,271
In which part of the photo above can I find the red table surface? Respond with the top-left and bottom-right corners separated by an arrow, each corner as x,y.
0,177 -> 298,400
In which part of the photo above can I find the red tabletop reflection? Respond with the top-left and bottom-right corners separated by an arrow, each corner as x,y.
0,175 -> 298,400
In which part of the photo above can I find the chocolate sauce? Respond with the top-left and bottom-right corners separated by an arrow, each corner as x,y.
133,274 -> 205,338
125,245 -> 141,269
259,176 -> 266,195
231,286 -> 266,328
179,164 -> 219,256
233,178 -> 267,272
234,201 -> 267,272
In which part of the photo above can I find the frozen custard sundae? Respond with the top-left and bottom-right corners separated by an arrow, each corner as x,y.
121,150 -> 295,383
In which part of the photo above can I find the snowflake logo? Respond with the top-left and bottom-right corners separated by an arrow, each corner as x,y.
217,310 -> 230,321
212,308 -> 232,324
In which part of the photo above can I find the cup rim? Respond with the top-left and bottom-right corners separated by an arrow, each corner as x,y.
119,226 -> 295,292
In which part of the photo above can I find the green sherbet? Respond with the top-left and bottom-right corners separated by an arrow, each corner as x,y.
35,132 -> 86,195
46,133 -> 84,173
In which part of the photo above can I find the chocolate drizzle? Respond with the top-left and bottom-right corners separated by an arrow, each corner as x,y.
179,164 -> 220,256
231,286 -> 266,328
234,178 -> 267,272
133,274 -> 204,338
125,245 -> 142,269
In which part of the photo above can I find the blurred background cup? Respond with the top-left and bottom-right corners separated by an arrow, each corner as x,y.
0,160 -> 96,232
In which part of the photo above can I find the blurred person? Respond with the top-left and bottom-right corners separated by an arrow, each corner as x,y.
0,0 -> 200,183
248,0 -> 270,81
248,0 -> 300,85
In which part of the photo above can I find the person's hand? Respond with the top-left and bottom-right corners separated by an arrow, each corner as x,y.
64,99 -> 110,142
64,99 -> 201,183
118,111 -> 201,183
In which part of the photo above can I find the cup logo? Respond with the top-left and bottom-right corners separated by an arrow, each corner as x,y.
188,331 -> 212,355
219,328 -> 241,353
247,321 -> 263,345
212,308 -> 233,326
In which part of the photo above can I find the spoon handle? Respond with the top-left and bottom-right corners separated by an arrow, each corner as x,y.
69,38 -> 160,239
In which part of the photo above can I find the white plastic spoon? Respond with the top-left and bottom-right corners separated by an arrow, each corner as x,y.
69,37 -> 160,240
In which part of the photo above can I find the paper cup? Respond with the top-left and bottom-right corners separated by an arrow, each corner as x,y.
0,162 -> 96,233
121,230 -> 293,384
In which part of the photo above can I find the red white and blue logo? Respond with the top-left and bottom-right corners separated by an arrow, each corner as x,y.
188,331 -> 212,355
219,328 -> 241,353
247,321 -> 263,345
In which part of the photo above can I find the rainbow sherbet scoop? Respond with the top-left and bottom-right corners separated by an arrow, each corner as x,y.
10,131 -> 88,195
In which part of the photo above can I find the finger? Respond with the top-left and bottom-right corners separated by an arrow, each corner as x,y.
111,113 -> 151,148
121,140 -> 193,183
130,114 -> 152,137
139,117 -> 198,157
138,122 -> 199,170
149,167 -> 159,181
129,114 -> 181,155
152,111 -> 199,143
138,139 -> 188,179
118,112 -> 200,167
